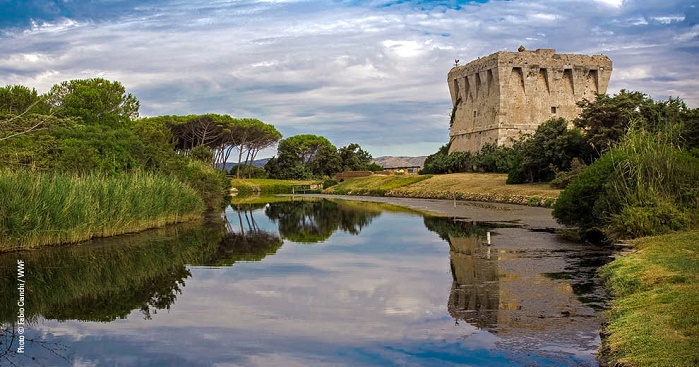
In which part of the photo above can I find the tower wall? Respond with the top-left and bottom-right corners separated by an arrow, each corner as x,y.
448,49 -> 612,154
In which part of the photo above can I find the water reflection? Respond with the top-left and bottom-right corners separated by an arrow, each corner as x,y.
264,200 -> 381,243
423,218 -> 500,328
0,222 -> 224,365
0,223 -> 219,325
424,215 -> 612,359
200,204 -> 283,266
0,198 -> 610,366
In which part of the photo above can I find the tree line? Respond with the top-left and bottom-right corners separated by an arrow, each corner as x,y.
0,78 -> 381,182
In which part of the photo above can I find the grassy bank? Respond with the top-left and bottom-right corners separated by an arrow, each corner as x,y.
599,230 -> 699,367
324,173 -> 561,207
325,175 -> 431,196
230,178 -> 319,195
0,170 -> 205,251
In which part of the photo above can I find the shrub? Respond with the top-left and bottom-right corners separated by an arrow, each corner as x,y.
471,143 -> 517,173
527,196 -> 541,207
323,179 -> 338,189
510,118 -> 592,183
167,159 -> 229,210
552,152 -> 618,232
190,145 -> 213,163
421,144 -> 471,175
505,153 -> 527,184
554,126 -> 699,240
608,202 -> 690,239
550,158 -> 588,189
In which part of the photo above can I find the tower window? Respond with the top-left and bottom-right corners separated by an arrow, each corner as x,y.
551,106 -> 557,114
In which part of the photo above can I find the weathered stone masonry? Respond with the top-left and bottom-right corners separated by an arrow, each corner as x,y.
448,48 -> 612,154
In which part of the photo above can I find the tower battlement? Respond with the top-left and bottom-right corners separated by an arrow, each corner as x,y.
448,48 -> 612,153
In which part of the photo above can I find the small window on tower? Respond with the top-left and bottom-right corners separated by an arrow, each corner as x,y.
473,110 -> 477,118
551,106 -> 557,114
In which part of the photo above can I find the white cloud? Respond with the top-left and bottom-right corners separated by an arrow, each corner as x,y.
0,0 -> 697,155
652,15 -> 685,24
674,24 -> 699,42
382,40 -> 425,58
594,0 -> 624,8
615,65 -> 652,80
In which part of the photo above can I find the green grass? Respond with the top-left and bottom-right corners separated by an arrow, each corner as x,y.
599,230 -> 699,367
323,173 -> 560,206
230,178 -> 319,195
231,194 -> 317,205
0,169 -> 205,251
324,175 -> 432,196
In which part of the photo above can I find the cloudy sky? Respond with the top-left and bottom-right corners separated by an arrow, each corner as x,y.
1,0 -> 697,157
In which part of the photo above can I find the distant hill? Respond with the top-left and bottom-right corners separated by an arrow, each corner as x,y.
222,158 -> 270,173
372,156 -> 427,169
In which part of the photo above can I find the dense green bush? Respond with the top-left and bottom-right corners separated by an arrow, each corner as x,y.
604,129 -> 699,239
471,143 -> 518,173
190,145 -> 213,163
323,179 -> 339,188
421,144 -> 471,174
507,118 -> 592,184
552,151 -> 618,233
169,159 -> 230,211
553,127 -> 699,240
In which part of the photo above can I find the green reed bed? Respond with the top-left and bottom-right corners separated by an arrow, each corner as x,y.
0,170 -> 205,251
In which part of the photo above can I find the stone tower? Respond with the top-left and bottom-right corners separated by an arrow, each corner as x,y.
448,48 -> 612,153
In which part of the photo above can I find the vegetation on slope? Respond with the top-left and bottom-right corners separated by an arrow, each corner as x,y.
599,230 -> 699,367
422,91 -> 699,187
323,175 -> 431,196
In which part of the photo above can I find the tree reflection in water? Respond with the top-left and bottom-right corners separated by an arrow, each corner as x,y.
199,203 -> 284,266
0,214 -> 286,324
264,200 -> 381,243
0,209 -> 291,365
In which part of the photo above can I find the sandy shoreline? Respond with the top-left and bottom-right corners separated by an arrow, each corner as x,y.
283,194 -> 563,229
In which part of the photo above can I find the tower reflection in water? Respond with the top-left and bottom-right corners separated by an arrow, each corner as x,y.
425,215 -> 608,345
423,217 -> 499,328
448,232 -> 499,329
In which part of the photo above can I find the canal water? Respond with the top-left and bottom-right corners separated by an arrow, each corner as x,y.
0,197 -> 611,366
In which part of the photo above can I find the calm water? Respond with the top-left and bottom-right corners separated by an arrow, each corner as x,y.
0,198 -> 611,366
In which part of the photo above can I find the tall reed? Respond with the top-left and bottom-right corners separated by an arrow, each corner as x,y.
605,124 -> 699,238
0,170 -> 205,251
